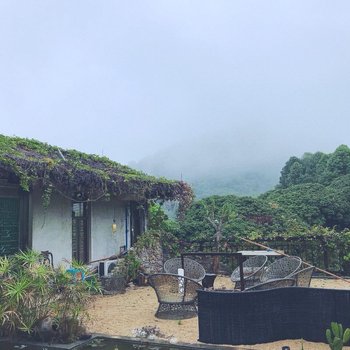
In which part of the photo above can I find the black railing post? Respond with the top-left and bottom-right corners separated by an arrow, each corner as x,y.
238,252 -> 245,291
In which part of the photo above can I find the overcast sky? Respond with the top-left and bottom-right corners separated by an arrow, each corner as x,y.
0,1 -> 349,169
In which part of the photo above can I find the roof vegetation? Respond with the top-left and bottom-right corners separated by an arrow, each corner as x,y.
0,134 -> 193,210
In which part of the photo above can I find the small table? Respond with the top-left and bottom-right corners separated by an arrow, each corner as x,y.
237,250 -> 283,256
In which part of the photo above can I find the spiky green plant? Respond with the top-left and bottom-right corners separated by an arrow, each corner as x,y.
0,251 -> 55,336
0,250 -> 97,342
50,267 -> 91,343
326,322 -> 350,350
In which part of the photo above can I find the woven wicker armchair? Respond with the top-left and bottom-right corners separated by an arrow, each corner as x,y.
260,256 -> 302,283
148,273 -> 204,319
244,277 -> 296,291
289,265 -> 315,287
231,255 -> 268,289
163,257 -> 206,282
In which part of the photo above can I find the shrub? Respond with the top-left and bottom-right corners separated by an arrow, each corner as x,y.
123,249 -> 142,282
0,250 -> 96,343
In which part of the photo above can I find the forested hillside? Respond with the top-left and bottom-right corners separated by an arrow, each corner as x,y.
190,171 -> 279,198
279,144 -> 350,188
178,145 -> 350,242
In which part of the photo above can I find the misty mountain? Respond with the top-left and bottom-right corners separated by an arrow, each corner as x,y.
129,133 -> 292,198
189,171 -> 279,198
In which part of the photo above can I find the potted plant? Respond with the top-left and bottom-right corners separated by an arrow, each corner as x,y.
100,259 -> 127,294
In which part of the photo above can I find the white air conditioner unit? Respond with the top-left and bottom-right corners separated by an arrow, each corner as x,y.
99,259 -> 118,277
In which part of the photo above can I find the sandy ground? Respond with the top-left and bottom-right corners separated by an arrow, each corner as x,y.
87,276 -> 350,350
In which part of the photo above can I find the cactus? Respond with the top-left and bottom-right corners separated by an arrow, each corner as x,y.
326,322 -> 350,350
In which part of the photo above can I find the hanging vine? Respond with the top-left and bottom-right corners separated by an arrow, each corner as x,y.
0,134 -> 194,211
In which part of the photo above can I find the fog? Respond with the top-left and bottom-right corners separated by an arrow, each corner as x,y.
0,1 -> 349,190
132,125 -> 342,182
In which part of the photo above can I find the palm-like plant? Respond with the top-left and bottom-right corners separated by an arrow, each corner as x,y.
0,250 -> 96,342
0,256 -> 11,277
0,251 -> 54,336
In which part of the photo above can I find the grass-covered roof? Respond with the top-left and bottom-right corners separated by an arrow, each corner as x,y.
0,134 -> 193,209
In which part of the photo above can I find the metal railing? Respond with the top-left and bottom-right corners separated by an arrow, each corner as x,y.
177,236 -> 347,274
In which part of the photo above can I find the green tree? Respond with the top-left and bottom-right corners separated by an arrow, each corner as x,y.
280,156 -> 304,188
148,202 -> 179,232
202,197 -> 236,249
263,183 -> 327,226
323,175 -> 350,229
302,151 -> 328,183
279,146 -> 350,189
326,145 -> 350,180
179,194 -> 306,243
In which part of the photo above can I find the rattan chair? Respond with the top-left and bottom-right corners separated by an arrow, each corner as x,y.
231,255 -> 268,289
148,273 -> 204,319
244,278 -> 296,291
163,257 -> 206,282
260,256 -> 302,283
289,265 -> 315,287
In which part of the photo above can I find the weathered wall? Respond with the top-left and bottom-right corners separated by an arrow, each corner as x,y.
31,190 -> 72,267
31,189 -> 130,266
90,200 -> 128,261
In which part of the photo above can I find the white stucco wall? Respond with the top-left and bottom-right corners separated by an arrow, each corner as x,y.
31,190 -> 72,267
90,200 -> 128,262
31,189 -> 130,266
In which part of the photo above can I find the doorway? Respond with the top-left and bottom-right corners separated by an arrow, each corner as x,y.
72,202 -> 90,263
130,202 -> 146,246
